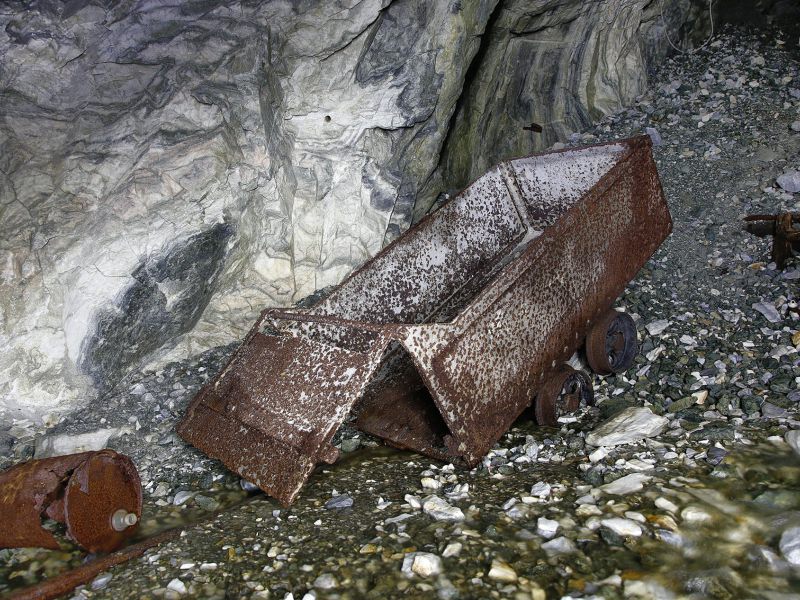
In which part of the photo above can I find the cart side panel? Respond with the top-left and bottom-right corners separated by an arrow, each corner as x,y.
509,143 -> 626,228
431,143 -> 671,463
178,328 -> 388,505
310,168 -> 526,324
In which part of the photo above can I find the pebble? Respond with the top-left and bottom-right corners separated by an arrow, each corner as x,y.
324,495 -> 354,509
422,496 -> 465,522
421,477 -> 441,490
753,301 -> 782,323
173,490 -> 195,506
313,574 -> 337,589
488,559 -> 517,582
645,126 -> 662,146
586,407 -> 669,447
167,578 -> 187,595
645,319 -> 670,335
785,430 -> 800,457
443,542 -> 462,557
780,526 -> 800,565
777,170 -> 800,193
402,553 -> 442,577
762,403 -> 788,419
91,572 -> 113,590
681,505 -> 713,523
530,481 -> 551,497
601,517 -> 643,537
541,536 -> 576,556
537,516 -> 560,538
600,473 -> 652,495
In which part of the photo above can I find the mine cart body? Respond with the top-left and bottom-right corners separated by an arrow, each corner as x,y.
178,135 -> 671,505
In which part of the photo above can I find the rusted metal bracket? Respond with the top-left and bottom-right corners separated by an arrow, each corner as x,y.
0,450 -> 142,553
178,135 -> 672,506
744,212 -> 800,269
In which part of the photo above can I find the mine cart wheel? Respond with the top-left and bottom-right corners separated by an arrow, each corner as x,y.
586,309 -> 638,375
535,367 -> 594,427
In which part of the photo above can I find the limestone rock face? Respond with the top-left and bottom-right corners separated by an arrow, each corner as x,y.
0,0 -> 703,419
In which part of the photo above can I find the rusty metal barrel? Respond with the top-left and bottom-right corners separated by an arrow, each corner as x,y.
0,449 -> 142,553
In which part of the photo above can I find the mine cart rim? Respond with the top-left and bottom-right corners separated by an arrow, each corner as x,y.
586,309 -> 638,375
64,450 -> 142,553
535,366 -> 594,427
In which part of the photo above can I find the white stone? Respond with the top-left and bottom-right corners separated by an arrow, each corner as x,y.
786,430 -> 800,457
167,579 -> 187,595
680,505 -> 713,524
173,491 -> 195,506
404,494 -> 422,509
589,447 -> 609,463
601,517 -> 642,537
34,427 -> 126,458
780,526 -> 800,565
488,559 -> 517,582
422,496 -> 465,522
402,553 -> 442,578
655,497 -> 679,513
537,517 -> 560,538
421,477 -> 441,490
753,301 -> 782,323
645,319 -> 670,335
777,171 -> 800,193
586,407 -> 669,447
530,482 -> 552,497
442,542 -> 462,557
600,473 -> 652,495
541,536 -> 576,556
313,574 -> 337,589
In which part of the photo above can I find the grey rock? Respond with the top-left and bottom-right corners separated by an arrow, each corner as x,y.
600,473 -> 652,495
401,552 -> 442,578
785,430 -> 800,457
645,319 -> 670,336
780,526 -> 800,565
645,127 -> 663,146
753,301 -> 782,323
324,495 -> 354,510
762,403 -> 789,419
313,574 -> 338,589
777,171 -> 800,193
422,495 -> 465,522
34,427 -> 126,458
541,536 -> 576,556
586,407 -> 669,447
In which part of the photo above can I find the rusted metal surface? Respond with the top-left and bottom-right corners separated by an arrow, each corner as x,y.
585,309 -> 639,375
744,212 -> 800,269
534,367 -> 594,428
0,450 -> 142,553
179,135 -> 672,506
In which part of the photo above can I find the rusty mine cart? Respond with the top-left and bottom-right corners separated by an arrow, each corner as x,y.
178,135 -> 672,505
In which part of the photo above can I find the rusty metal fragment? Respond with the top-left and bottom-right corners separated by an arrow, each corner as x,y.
0,450 -> 142,553
179,135 -> 672,506
744,212 -> 800,269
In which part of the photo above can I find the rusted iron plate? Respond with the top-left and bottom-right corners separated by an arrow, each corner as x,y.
0,450 -> 141,552
744,212 -> 800,269
179,135 -> 671,505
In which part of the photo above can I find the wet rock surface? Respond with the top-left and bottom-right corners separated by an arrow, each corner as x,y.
2,25 -> 800,600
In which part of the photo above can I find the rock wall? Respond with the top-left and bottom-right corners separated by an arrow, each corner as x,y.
0,0 -> 706,420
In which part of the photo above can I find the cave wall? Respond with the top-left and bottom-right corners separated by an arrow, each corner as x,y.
0,0 -> 706,420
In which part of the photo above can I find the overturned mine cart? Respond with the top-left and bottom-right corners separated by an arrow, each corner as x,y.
178,135 -> 672,505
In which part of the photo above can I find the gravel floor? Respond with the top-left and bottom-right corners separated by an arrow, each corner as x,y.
2,25 -> 800,600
